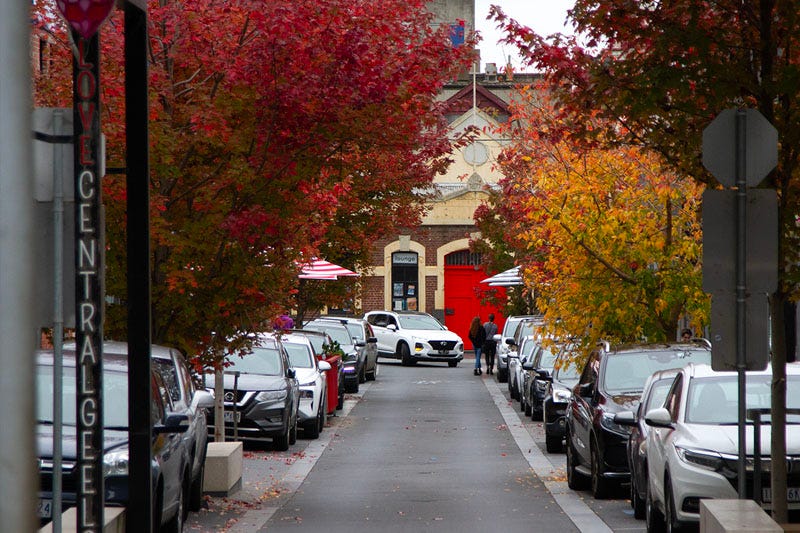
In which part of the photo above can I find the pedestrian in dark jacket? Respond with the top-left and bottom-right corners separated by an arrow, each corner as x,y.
468,316 -> 487,375
483,314 -> 499,374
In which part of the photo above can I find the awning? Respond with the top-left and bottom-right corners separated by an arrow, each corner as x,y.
299,259 -> 359,280
480,266 -> 522,287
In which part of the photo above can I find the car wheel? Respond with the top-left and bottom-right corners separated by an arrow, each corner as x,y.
188,459 -> 205,512
366,363 -> 377,381
273,420 -> 290,451
289,414 -> 298,445
566,433 -> 590,490
591,440 -> 613,499
337,387 -> 344,410
545,434 -> 562,453
161,473 -> 186,533
632,470 -> 646,520
399,343 -> 413,366
448,361 -> 458,367
358,364 -> 366,383
304,416 -> 320,439
319,397 -> 327,432
646,477 -> 666,533
664,476 -> 682,533
498,367 -> 508,383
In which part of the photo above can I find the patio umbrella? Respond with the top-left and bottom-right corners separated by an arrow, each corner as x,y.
480,266 -> 523,287
299,258 -> 359,280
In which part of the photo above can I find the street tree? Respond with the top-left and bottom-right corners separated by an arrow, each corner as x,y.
490,1 -> 800,520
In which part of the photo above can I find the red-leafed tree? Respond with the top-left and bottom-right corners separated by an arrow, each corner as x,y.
489,1 -> 800,520
31,0 -> 475,365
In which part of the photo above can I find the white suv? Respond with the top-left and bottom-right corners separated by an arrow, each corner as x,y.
278,333 -> 331,439
364,311 -> 464,367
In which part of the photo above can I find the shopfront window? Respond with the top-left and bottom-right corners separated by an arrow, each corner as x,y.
392,252 -> 418,311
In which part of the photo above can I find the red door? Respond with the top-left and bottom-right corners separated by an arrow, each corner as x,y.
443,265 -> 506,345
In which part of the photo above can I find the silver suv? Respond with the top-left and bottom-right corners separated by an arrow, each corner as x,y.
364,311 -> 464,367
495,315 -> 543,382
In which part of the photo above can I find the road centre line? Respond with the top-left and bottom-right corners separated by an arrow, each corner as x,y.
484,377 -> 613,533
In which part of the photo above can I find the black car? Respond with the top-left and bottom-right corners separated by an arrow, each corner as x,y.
565,339 -> 712,499
303,319 -> 362,393
521,341 -> 560,420
205,335 -> 300,450
316,316 -> 379,382
542,346 -> 583,453
613,368 -> 679,519
151,343 -> 215,513
36,346 -> 191,532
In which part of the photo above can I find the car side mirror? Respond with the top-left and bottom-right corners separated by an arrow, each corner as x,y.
191,389 -> 215,410
536,369 -> 551,380
578,382 -> 595,399
613,410 -> 637,427
367,337 -> 378,343
387,324 -> 397,332
155,412 -> 190,434
355,340 -> 366,347
318,360 -> 331,372
493,334 -> 501,342
287,368 -> 296,379
644,407 -> 673,428
505,338 -> 515,346
522,361 -> 535,371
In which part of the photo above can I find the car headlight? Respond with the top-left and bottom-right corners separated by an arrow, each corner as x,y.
103,446 -> 129,477
299,389 -> 314,399
553,388 -> 572,403
600,412 -> 631,436
255,390 -> 287,402
675,445 -> 726,472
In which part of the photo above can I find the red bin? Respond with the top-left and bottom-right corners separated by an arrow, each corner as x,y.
322,355 -> 343,415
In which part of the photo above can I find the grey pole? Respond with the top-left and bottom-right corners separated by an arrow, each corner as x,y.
0,2 -> 37,532
735,109 -> 747,498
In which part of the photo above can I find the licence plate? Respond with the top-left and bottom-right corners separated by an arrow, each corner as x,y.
37,499 -> 52,519
762,487 -> 800,503
223,411 -> 240,423
438,349 -> 449,355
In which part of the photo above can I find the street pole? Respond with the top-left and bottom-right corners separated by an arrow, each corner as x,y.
0,2 -> 37,532
735,110 -> 747,498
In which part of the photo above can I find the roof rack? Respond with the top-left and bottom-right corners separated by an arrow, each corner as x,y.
597,339 -> 611,352
690,337 -> 712,349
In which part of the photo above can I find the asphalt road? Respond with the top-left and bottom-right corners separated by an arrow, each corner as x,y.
186,358 -> 646,532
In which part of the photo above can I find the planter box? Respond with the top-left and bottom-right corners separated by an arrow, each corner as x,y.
203,441 -> 243,496
39,507 -> 125,533
700,499 -> 781,533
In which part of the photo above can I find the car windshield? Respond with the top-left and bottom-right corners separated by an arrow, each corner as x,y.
603,349 -> 712,394
227,346 -> 283,375
553,351 -> 581,386
685,375 -> 800,424
284,342 -> 314,369
301,333 -> 327,356
502,317 -> 524,337
643,379 -> 674,413
37,365 -> 129,427
520,340 -> 537,359
343,323 -> 362,340
306,324 -> 353,345
515,320 -> 542,341
397,314 -> 444,330
536,345 -> 559,369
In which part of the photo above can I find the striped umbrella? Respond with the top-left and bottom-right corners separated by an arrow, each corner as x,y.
299,259 -> 359,280
480,266 -> 523,286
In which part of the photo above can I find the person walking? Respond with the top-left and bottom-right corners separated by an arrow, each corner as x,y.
483,314 -> 499,375
468,316 -> 486,375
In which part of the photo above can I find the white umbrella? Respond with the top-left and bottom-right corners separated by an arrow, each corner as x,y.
299,258 -> 359,280
480,266 -> 522,286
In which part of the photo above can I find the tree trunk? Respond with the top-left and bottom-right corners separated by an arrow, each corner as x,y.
214,366 -> 225,442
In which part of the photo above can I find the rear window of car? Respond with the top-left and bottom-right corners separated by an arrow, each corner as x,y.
227,347 -> 284,375
306,323 -> 353,345
284,342 -> 314,368
602,349 -> 712,394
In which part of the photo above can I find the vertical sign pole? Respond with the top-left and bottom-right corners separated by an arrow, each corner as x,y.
72,32 -> 104,532
125,2 -> 154,531
735,109 -> 747,498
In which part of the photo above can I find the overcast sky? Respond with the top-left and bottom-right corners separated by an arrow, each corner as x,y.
474,0 -> 575,73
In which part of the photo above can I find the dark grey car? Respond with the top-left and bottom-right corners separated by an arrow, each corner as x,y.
205,336 -> 300,450
303,319 -> 362,393
315,316 -> 379,382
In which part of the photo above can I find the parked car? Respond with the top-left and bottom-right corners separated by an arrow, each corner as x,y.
36,345 -> 191,532
494,315 -> 542,383
612,368 -> 679,519
293,328 -> 345,411
522,341 -> 561,420
509,334 -> 536,402
315,316 -> 379,381
643,363 -> 800,531
364,310 -> 464,367
565,339 -> 712,499
204,335 -> 300,450
277,332 -> 331,439
151,343 -> 215,513
303,319 -> 362,393
542,346 -> 583,453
